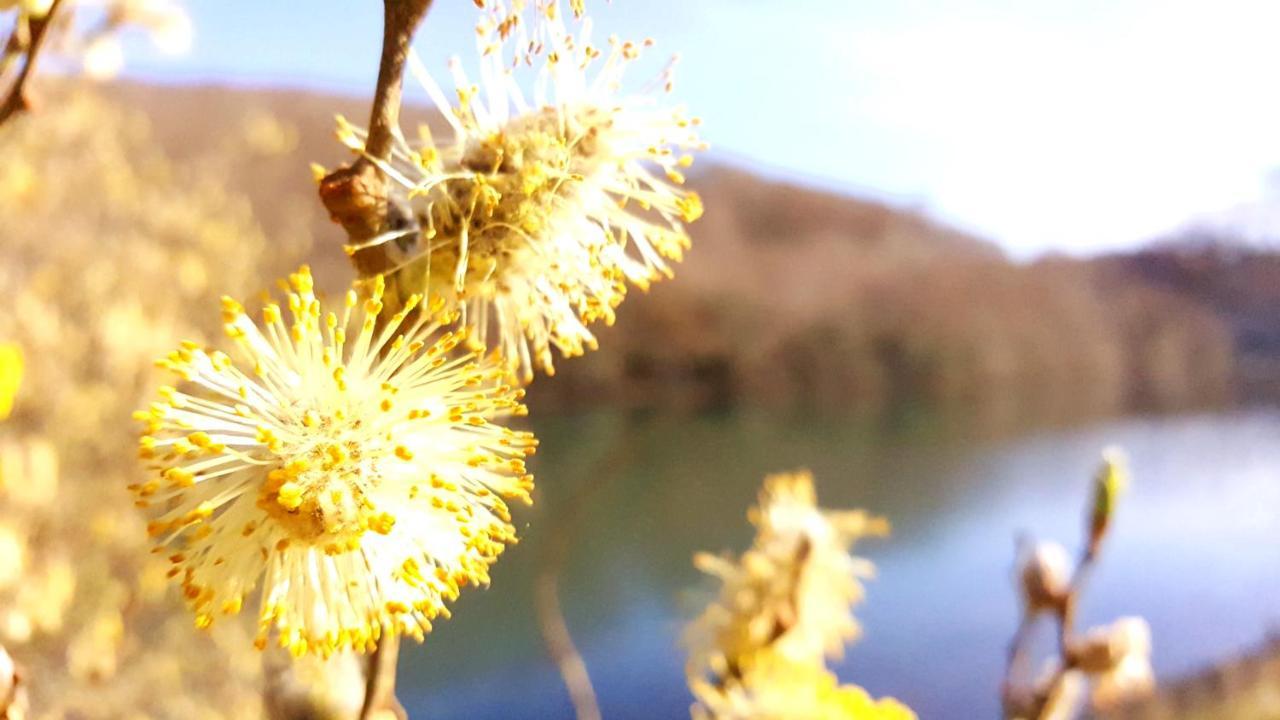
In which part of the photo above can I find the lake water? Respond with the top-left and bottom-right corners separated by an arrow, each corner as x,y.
397,408 -> 1280,719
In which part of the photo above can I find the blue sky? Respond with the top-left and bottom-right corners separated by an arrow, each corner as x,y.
115,0 -> 1280,257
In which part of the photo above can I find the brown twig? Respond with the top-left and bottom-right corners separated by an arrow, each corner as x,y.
319,0 -> 433,278
534,572 -> 602,720
359,635 -> 406,720
1057,548 -> 1096,660
1001,615 -> 1035,716
533,429 -> 635,720
347,3 -> 434,716
1036,550 -> 1099,719
1,24 -> 26,79
0,0 -> 65,128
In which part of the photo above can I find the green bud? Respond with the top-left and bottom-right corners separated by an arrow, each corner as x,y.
1088,447 -> 1129,553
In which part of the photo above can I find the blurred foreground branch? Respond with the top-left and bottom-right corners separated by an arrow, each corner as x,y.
0,0 -> 64,128
534,430 -> 637,720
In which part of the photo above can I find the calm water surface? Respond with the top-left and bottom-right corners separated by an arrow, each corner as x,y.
398,408 -> 1280,719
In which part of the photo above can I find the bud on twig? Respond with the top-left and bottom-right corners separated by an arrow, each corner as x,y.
1087,447 -> 1128,558
1015,540 -> 1071,615
1086,617 -> 1154,711
1068,616 -> 1150,674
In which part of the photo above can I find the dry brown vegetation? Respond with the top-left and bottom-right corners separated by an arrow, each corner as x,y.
94,82 -> 1260,421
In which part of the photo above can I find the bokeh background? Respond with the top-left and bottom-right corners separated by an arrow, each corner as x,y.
4,1 -> 1280,718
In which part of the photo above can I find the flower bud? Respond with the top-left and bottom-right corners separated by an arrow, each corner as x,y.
1088,447 -> 1129,554
1015,540 -> 1071,614
1090,652 -> 1155,711
1070,616 -> 1151,673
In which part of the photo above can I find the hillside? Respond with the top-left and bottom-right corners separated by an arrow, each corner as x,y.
1093,235 -> 1280,401
80,82 -> 1262,419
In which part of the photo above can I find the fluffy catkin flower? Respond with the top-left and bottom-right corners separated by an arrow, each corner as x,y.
337,0 -> 705,381
1075,617 -> 1154,711
685,470 -> 889,685
133,266 -> 537,657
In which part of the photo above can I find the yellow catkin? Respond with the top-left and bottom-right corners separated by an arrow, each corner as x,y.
359,0 -> 706,383
135,266 -> 537,656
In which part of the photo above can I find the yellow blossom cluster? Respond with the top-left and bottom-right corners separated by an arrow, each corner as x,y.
136,267 -> 537,656
686,471 -> 914,719
336,0 -> 705,381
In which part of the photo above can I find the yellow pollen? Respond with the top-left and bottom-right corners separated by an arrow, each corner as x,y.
277,482 -> 304,511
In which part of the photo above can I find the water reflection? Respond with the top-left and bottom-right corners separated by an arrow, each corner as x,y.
399,408 -> 1280,719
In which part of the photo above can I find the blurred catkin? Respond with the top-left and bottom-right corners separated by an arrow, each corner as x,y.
684,470 -> 913,719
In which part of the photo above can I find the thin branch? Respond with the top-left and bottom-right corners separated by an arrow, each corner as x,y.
1057,548 -> 1096,660
365,0 -> 429,161
359,635 -> 406,720
1000,615 -> 1035,717
1032,549 -> 1100,720
534,573 -> 601,720
1,22 -> 27,79
346,2 -> 432,716
0,0 -> 65,128
319,0 -> 433,277
534,430 -> 635,720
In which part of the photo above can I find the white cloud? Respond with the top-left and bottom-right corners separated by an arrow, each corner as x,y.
806,1 -> 1280,255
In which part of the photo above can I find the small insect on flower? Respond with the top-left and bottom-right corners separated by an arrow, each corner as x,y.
339,0 -> 706,381
132,266 -> 537,657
